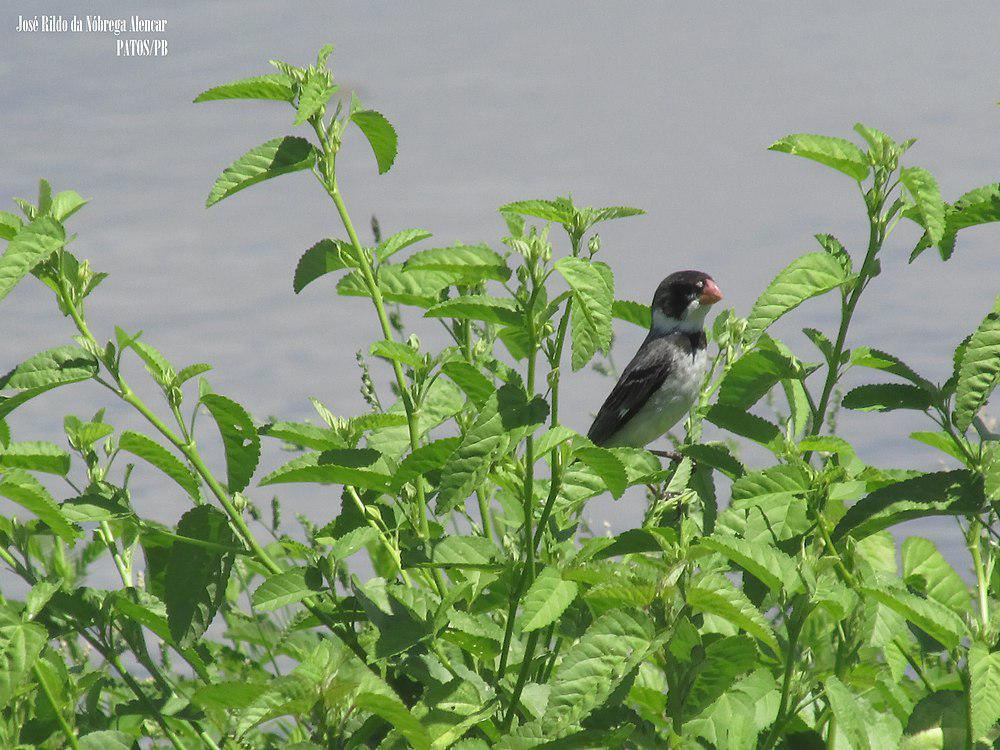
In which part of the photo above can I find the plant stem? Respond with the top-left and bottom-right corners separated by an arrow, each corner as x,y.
32,662 -> 80,750
345,485 -> 410,585
967,519 -> 990,638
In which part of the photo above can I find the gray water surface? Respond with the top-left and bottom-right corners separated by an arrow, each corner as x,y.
3,2 -> 998,585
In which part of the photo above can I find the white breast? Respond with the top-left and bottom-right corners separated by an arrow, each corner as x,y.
604,347 -> 708,449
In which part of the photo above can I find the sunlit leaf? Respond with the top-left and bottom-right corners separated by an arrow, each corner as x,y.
194,73 -> 295,103
207,136 -> 316,207
954,295 -> 1000,430
351,110 -> 398,174
745,252 -> 848,339
119,430 -> 200,500
201,394 -> 261,493
0,215 -> 65,303
518,567 -> 579,632
769,133 -> 870,181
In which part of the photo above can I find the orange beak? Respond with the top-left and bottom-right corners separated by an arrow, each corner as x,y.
700,278 -> 723,305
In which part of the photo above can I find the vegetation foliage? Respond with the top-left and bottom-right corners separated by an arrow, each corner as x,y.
0,45 -> 998,749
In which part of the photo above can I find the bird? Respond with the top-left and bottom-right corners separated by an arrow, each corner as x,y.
586,270 -> 723,452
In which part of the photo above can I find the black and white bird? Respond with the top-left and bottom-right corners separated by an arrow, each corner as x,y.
587,271 -> 723,449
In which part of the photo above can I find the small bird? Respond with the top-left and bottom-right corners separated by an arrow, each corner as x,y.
587,270 -> 723,450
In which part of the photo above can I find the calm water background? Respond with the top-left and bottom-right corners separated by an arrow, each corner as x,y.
2,2 -> 998,588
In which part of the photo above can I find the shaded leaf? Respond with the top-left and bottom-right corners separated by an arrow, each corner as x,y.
351,110 -> 398,174
954,296 -> 1000,430
900,166 -> 946,245
0,215 -> 65,303
842,383 -> 933,412
293,238 -> 356,293
119,430 -> 200,500
207,136 -> 316,207
201,394 -> 261,493
0,469 -> 79,543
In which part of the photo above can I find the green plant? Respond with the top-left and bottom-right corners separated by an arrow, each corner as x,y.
0,45 -> 998,749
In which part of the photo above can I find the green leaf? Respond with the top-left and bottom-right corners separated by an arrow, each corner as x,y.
123,336 -> 175,386
0,441 -> 70,475
518,567 -> 579,632
293,238 -> 356,293
431,535 -> 497,566
969,643 -> 1000,742
681,443 -> 746,479
745,252 -> 848,339
717,349 -> 800,410
0,418 -> 8,448
200,394 -> 260,493
698,532 -> 799,595
686,668 -> 780,750
436,383 -> 547,512
194,73 -> 294,103
680,636 -> 759,723
544,609 -> 654,726
49,190 -> 88,222
441,362 -> 495,407
376,228 -> 433,261
119,431 -> 200,500
370,340 -> 423,368
686,574 -> 779,653
390,437 -> 461,493
612,299 -> 651,328
954,296 -> 1000,430
769,133 -> 870,181
164,505 -> 236,645
859,582 -> 967,650
206,136 -> 316,207
900,167 -> 946,245
555,257 -> 614,370
0,621 -> 47,704
901,537 -> 969,615
833,470 -> 983,542
499,198 -> 573,224
338,266 -> 455,308
905,692 -> 967,750
704,405 -> 781,446
0,469 -> 79,542
258,420 -> 342,451
842,383 -> 933,412
252,567 -> 321,611
406,244 -> 511,282
78,731 -> 133,750
909,431 -> 966,462
0,211 -> 22,240
192,681 -> 270,710
0,215 -> 66,303
351,110 -> 398,174
936,183 -> 1000,260
260,449 -> 392,493
573,445 -> 627,498
355,692 -> 431,750
825,675 -> 902,750
295,71 -> 337,124
425,294 -> 521,326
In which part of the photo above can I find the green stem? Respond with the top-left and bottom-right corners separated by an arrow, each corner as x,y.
97,520 -> 132,586
968,520 -> 990,638
345,486 -> 411,585
32,662 -> 80,750
761,610 -> 802,750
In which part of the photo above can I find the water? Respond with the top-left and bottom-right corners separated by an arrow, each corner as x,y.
3,2 -> 998,588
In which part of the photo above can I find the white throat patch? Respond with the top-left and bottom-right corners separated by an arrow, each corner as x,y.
652,299 -> 710,335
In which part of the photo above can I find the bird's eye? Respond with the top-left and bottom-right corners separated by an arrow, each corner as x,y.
695,281 -> 704,290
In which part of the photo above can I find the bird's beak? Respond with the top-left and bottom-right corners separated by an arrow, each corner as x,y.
700,278 -> 723,305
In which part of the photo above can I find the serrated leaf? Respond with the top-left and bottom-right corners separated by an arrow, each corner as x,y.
252,567 -> 321,611
351,110 -> 398,174
901,537 -> 969,616
0,469 -> 79,543
391,437 -> 461,492
859,582 -> 966,650
194,73 -> 294,104
295,71 -> 336,124
900,167 -> 946,245
686,574 -> 779,653
0,441 -> 70,475
370,339 -> 423,368
954,296 -> 1000,430
406,244 -> 510,282
849,346 -> 931,388
0,211 -> 22,240
431,535 -> 497,566
258,420 -> 343,451
0,215 -> 65,303
425,295 -> 521,325
612,299 -> 651,328
119,431 -> 200,500
499,198 -> 573,224
698,532 -> 799,595
441,362 -> 495,407
555,257 -> 614,370
704,405 -> 781,446
969,644 -> 1000,742
192,681 -> 270,710
717,349 -> 800,410
833,470 -> 983,542
127,337 -> 175,386
50,190 -> 88,222
164,505 -> 236,645
376,228 -> 433,261
201,394 -> 260,493
686,668 -> 780,750
842,383 -> 933,412
909,431 -> 966,462
260,449 -> 391,493
745,252 -> 848,339
544,609 -> 654,725
293,238 -> 356,293
78,731 -> 133,750
355,692 -> 431,750
573,445 -> 627,498
207,136 -> 316,207
769,133 -> 870,180
825,675 -> 903,750
338,266 -> 454,308
681,443 -> 746,479
518,567 -> 579,632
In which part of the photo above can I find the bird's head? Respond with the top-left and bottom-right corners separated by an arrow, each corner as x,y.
650,270 -> 723,334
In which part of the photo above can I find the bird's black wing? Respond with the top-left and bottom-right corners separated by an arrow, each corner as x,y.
586,335 -> 677,446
